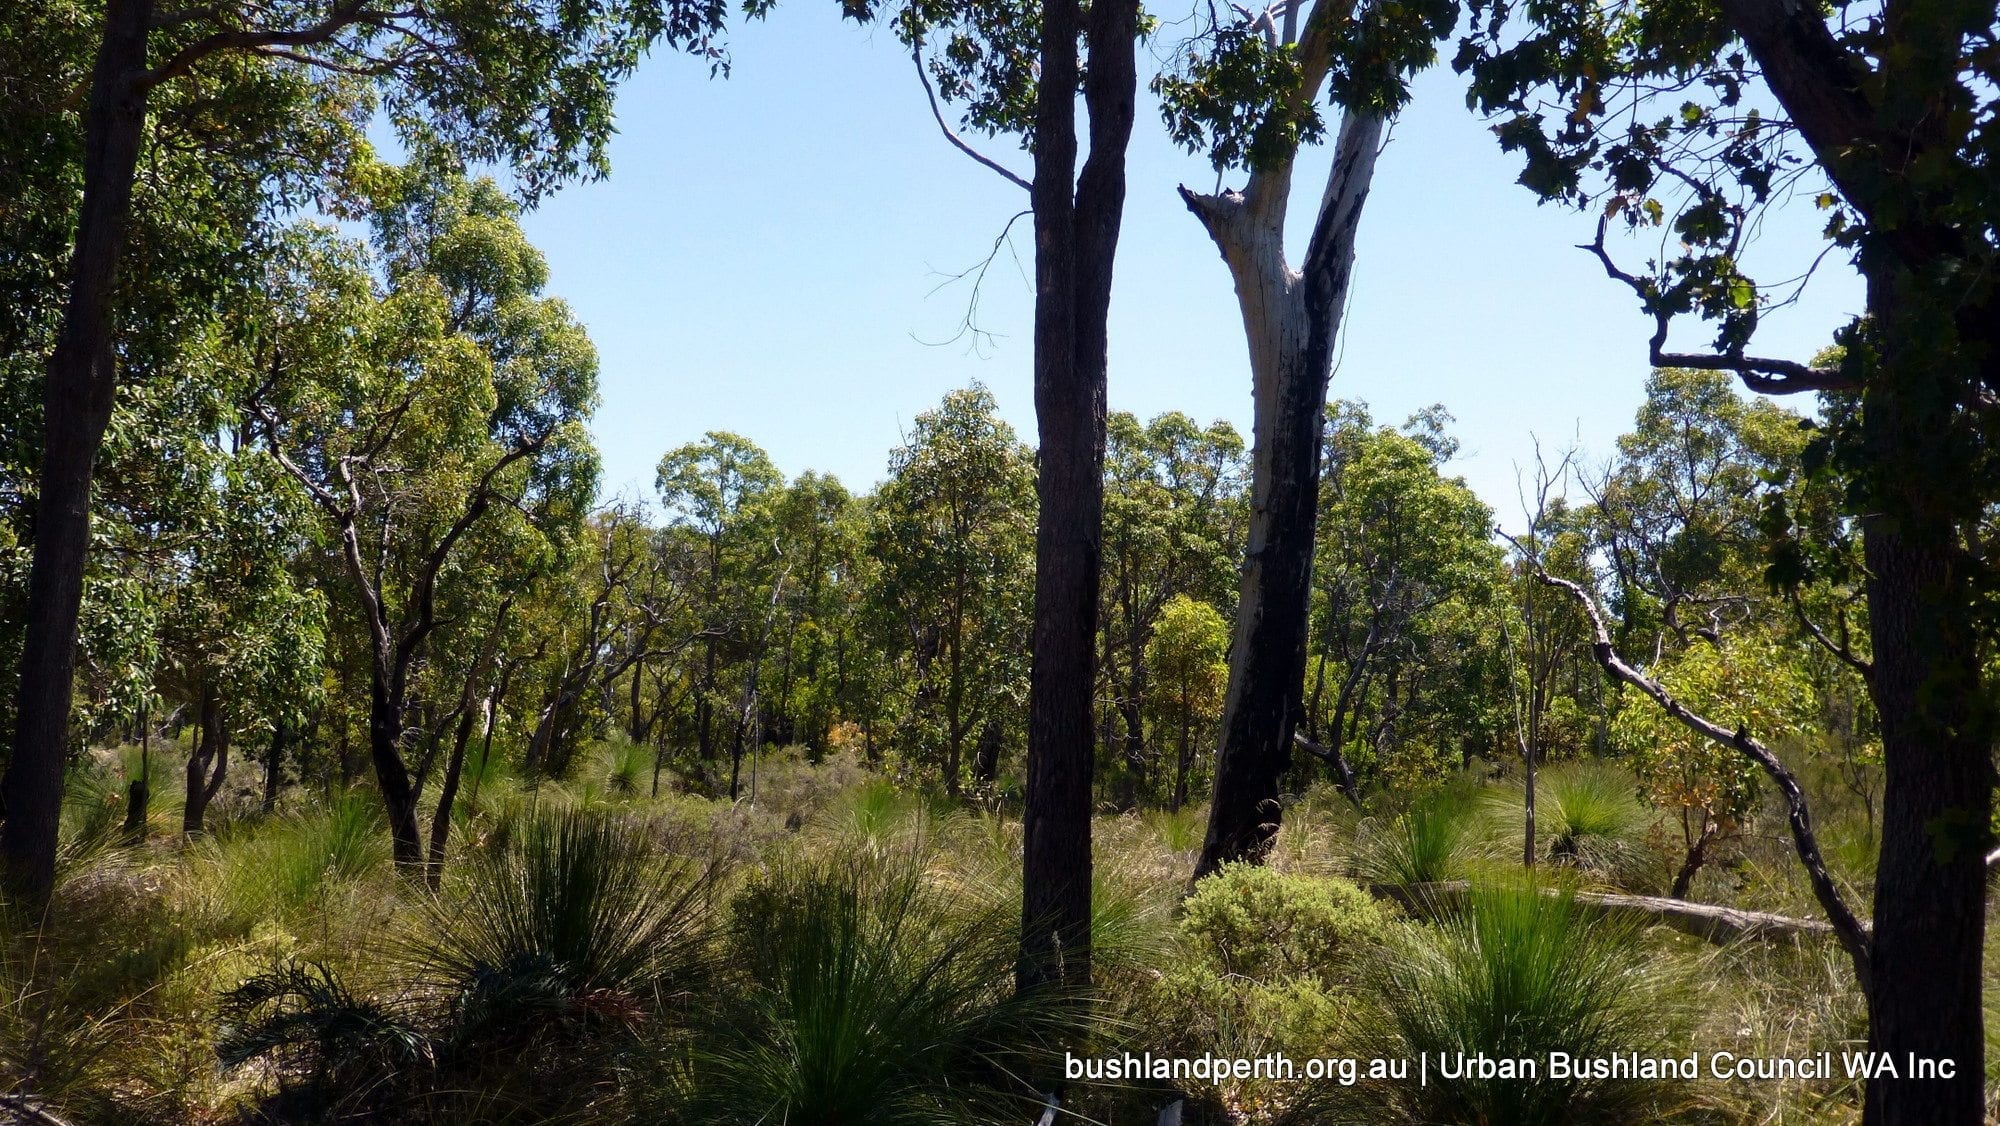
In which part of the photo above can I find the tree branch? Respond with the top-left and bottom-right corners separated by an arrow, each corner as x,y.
1582,216 -> 1858,396
134,1 -> 379,91
1529,560 -> 1873,993
911,39 -> 1030,193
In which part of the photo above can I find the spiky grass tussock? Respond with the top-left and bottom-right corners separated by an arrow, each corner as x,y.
661,847 -> 1084,1125
1483,761 -> 1660,887
187,793 -> 391,936
1306,879 -> 1705,1125
403,805 -> 719,1029
1351,785 -> 1479,888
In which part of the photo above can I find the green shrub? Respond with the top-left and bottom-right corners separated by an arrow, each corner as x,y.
1181,864 -> 1386,985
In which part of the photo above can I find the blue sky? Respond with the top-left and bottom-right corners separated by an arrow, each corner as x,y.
511,3 -> 1864,523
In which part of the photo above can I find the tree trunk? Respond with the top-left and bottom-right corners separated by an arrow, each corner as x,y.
121,702 -> 150,843
1191,106 -> 1386,879
261,721 -> 287,814
1018,0 -> 1139,996
1858,408 -> 1989,1123
0,0 -> 155,901
1670,814 -> 1718,899
369,670 -> 423,869
182,687 -> 228,835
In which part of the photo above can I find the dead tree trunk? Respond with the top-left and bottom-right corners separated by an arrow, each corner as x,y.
1189,15 -> 1387,877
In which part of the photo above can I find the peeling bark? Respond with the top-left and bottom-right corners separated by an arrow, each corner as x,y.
1189,42 -> 1388,876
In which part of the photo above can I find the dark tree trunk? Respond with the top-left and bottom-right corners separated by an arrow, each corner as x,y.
972,716 -> 1003,784
1670,814 -> 1718,899
182,687 -> 228,835
1018,0 -> 1138,996
425,699 -> 480,887
122,702 -> 150,843
1188,104 -> 1386,881
1858,377 -> 1990,1123
369,671 -> 423,869
261,720 -> 287,813
0,0 -> 155,901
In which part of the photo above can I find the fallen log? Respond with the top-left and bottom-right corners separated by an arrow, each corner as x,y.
1368,880 -> 1868,946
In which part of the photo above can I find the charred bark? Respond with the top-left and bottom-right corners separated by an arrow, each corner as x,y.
1,0 -> 156,900
1191,89 -> 1386,878
1018,0 -> 1139,995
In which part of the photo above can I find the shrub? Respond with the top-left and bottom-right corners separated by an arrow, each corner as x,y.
1181,864 -> 1386,984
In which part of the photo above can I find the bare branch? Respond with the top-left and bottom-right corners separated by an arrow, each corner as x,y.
134,1 -> 379,91
912,39 -> 1031,193
1528,559 -> 1873,991
1790,588 -> 1873,680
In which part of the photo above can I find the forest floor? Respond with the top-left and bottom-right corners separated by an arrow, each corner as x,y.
0,740 -> 1982,1124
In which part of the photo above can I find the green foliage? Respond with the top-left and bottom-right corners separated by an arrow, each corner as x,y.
1319,881 -> 1700,1124
1614,633 -> 1815,827
1353,786 -> 1479,886
1308,403 -> 1502,791
1181,863 -> 1386,984
669,849 -> 1069,1124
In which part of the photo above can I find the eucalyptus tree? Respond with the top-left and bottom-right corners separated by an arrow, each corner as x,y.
1098,411 -> 1244,807
841,0 -> 1142,990
155,457 -> 327,835
2,3 -> 339,873
1456,0 -> 1999,1101
521,505 -> 700,781
1159,0 -> 1454,879
1299,404 -> 1498,800
655,431 -> 782,782
868,385 -> 1035,796
247,167 -> 599,871
763,471 -> 854,754
3,0 -> 732,900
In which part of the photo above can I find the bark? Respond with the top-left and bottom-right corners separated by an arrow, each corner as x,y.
424,600 -> 510,885
1018,0 -> 1139,995
1670,814 -> 1719,900
261,720 -> 287,814
1,0 -> 156,900
181,687 -> 228,835
369,668 -> 423,868
1190,79 -> 1386,879
1374,880 -> 1867,946
971,715 -> 1003,784
1856,399 -> 1989,1123
121,703 -> 150,843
